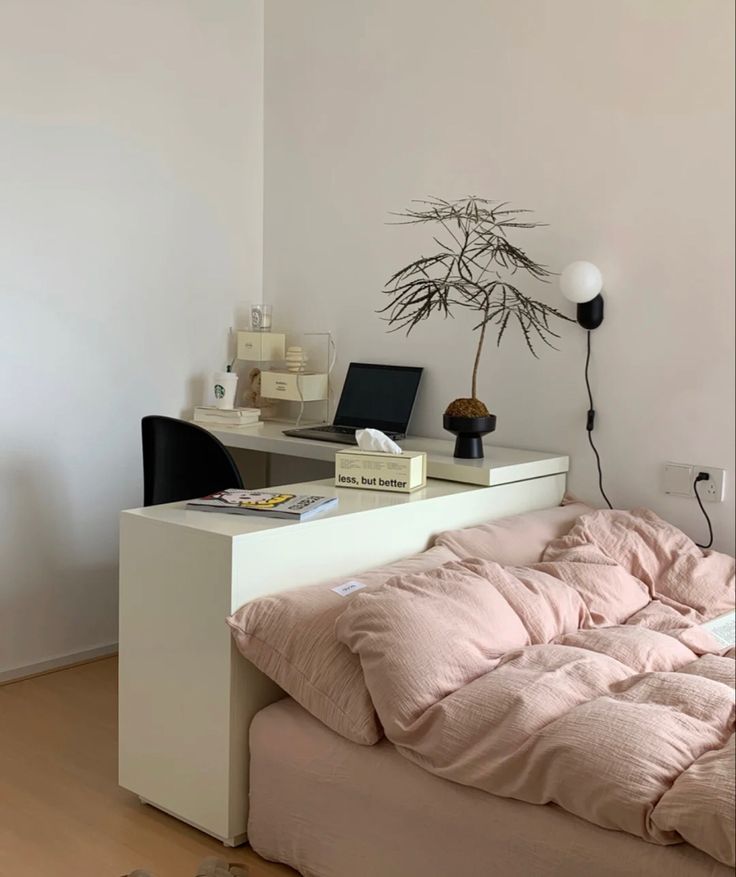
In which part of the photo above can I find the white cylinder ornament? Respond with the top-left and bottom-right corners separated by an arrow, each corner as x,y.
285,346 -> 309,373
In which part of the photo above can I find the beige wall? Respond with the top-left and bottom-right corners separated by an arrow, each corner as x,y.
264,0 -> 735,552
0,0 -> 263,675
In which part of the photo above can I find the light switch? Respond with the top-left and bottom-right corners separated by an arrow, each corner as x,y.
663,462 -> 694,496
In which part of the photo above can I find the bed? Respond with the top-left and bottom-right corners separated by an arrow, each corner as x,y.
231,503 -> 735,876
249,697 -> 733,877
119,475 -> 734,873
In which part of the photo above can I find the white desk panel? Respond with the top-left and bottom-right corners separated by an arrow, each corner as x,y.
120,466 -> 569,845
198,420 -> 569,487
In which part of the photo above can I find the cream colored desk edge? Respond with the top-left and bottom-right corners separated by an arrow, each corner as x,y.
119,467 -> 568,846
197,420 -> 570,487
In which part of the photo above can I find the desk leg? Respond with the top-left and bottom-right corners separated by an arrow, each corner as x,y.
119,516 -> 284,844
137,797 -> 248,847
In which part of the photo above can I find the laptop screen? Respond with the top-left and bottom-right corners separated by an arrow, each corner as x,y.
333,363 -> 423,433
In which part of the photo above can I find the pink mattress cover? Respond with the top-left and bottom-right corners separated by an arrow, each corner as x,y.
249,698 -> 733,877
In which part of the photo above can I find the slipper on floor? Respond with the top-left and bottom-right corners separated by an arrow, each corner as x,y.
195,858 -> 248,877
123,861 -> 247,877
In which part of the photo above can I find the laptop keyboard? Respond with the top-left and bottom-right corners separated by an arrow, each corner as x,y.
322,426 -> 404,439
283,425 -> 405,443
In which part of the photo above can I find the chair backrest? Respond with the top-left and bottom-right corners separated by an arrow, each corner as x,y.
141,415 -> 244,506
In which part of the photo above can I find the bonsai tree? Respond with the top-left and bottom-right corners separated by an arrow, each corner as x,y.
380,196 -> 570,418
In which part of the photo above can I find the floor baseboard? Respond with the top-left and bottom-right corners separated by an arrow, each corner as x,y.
0,643 -> 119,686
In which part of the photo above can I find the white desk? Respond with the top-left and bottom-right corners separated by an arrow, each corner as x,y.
119,461 -> 568,846
198,420 -> 569,488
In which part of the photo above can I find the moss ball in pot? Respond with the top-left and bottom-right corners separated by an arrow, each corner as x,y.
443,398 -> 497,459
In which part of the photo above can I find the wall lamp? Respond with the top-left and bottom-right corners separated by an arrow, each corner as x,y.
559,261 -> 604,330
558,259 -> 613,508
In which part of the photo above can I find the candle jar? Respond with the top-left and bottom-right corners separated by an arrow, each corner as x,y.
249,303 -> 273,331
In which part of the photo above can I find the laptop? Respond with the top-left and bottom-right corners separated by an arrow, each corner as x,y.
283,362 -> 423,445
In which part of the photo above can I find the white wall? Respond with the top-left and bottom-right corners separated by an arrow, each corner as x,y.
264,0 -> 735,552
0,1 -> 732,678
0,0 -> 263,675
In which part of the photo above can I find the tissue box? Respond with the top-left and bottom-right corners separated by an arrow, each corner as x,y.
335,449 -> 427,493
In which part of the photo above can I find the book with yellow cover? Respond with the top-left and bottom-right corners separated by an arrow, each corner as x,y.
186,488 -> 337,521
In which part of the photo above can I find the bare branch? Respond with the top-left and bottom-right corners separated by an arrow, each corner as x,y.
379,197 -> 570,395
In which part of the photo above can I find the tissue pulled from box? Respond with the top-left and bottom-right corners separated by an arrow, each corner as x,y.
355,428 -> 402,455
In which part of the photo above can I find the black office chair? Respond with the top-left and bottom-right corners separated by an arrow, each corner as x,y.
141,415 -> 244,506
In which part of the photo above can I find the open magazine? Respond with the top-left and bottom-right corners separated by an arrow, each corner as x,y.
186,488 -> 338,521
700,610 -> 736,648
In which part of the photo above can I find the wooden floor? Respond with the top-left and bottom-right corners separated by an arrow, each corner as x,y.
0,658 -> 296,877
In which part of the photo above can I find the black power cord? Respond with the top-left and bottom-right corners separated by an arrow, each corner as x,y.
584,330 -> 613,509
693,473 -> 714,550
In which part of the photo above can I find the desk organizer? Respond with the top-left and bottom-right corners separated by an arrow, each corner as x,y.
232,329 -> 332,425
260,370 -> 328,402
259,331 -> 332,424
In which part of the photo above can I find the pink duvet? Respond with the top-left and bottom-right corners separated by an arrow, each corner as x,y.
336,508 -> 736,867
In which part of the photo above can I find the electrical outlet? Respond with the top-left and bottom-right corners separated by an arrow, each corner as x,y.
694,466 -> 726,503
664,463 -> 726,502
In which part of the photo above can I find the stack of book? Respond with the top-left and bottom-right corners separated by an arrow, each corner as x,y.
193,406 -> 260,426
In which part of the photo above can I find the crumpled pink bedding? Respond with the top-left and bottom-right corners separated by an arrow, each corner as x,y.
336,508 -> 736,867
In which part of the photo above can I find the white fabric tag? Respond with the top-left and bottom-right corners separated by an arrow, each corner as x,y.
332,580 -> 367,597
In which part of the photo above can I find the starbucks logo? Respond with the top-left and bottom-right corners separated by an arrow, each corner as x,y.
214,384 -> 225,399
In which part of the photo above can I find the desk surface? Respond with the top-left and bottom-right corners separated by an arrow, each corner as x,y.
122,477 -> 481,538
197,420 -> 569,488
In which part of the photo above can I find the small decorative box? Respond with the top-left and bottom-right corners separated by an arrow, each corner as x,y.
335,449 -> 427,493
260,370 -> 329,402
236,331 -> 286,362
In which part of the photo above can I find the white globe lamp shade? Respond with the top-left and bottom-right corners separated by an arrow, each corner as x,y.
559,261 -> 603,304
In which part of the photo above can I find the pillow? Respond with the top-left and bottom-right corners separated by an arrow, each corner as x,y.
227,544 -> 458,745
433,500 -> 592,567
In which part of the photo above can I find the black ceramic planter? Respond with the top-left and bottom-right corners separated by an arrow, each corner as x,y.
443,413 -> 497,459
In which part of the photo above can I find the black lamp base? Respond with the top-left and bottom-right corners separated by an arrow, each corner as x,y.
577,293 -> 604,330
